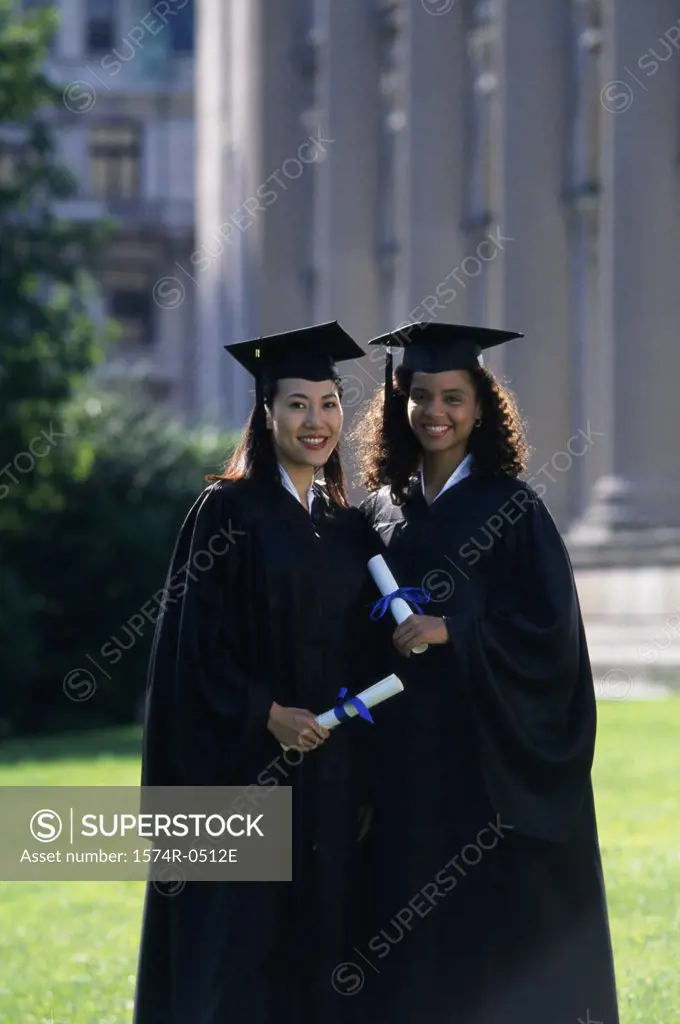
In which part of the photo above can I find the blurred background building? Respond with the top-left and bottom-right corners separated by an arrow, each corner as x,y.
38,0 -> 680,686
38,0 -> 196,411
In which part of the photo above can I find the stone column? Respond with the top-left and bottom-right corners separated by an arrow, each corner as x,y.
196,0 -> 309,428
569,0 -> 680,545
567,0 -> 606,524
493,0 -> 573,528
463,0 -> 503,331
221,0 -> 265,427
58,0 -> 85,61
313,0 -> 382,342
257,0 -> 317,335
403,0 -> 468,321
194,0 -> 231,424
372,0 -> 408,331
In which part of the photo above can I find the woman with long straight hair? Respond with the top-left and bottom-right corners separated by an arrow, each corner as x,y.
134,323 -> 379,1024
352,322 -> 619,1024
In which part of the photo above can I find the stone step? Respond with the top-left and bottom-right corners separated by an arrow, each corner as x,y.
592,673 -> 673,701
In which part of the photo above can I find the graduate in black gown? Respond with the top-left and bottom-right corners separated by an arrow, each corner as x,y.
352,322 -> 620,1024
133,322 -> 379,1024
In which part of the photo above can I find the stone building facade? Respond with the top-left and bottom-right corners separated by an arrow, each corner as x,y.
27,0 -> 196,412
195,0 -> 680,686
30,1 -> 680,685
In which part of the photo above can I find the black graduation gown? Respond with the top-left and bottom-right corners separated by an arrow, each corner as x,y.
133,478 -> 378,1024
356,473 -> 620,1024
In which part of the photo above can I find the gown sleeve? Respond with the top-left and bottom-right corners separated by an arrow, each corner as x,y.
358,491 -> 381,534
143,482 -> 274,786
443,489 -> 597,843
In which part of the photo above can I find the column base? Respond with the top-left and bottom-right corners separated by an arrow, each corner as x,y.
571,561 -> 680,698
566,475 -> 680,567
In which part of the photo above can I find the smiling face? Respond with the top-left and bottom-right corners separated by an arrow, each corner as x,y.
268,377 -> 343,470
407,369 -> 481,457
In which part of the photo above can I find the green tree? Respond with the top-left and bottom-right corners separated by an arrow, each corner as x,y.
10,381 -> 236,736
0,0 -> 109,532
0,0 -> 109,727
0,1 -> 237,738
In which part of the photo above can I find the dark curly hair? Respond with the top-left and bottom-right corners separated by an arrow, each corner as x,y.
351,364 -> 530,503
206,378 -> 349,508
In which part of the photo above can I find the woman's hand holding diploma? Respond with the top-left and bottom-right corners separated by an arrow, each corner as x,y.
273,675 -> 404,751
393,614 -> 449,657
368,554 -> 433,655
267,702 -> 330,751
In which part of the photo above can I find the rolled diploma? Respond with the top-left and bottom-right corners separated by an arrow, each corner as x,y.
368,553 -> 429,654
316,672 -> 403,730
280,674 -> 403,750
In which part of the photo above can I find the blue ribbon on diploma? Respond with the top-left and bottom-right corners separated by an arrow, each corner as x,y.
333,687 -> 374,725
368,587 -> 431,621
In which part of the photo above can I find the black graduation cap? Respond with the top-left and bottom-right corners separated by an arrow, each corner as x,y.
225,321 -> 365,407
368,321 -> 523,407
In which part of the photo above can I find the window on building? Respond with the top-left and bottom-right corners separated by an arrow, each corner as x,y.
86,0 -> 117,53
89,123 -> 142,200
167,0 -> 194,53
108,270 -> 155,347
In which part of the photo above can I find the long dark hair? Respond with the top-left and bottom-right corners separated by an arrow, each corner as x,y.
206,379 -> 349,508
351,364 -> 529,504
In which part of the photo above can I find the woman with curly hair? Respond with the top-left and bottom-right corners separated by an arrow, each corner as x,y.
352,323 -> 619,1024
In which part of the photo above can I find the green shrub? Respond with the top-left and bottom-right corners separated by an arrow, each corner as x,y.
0,383 -> 237,736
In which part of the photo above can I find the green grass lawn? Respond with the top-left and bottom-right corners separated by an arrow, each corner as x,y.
0,706 -> 678,1023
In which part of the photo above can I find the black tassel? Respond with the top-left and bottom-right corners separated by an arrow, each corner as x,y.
384,346 -> 394,416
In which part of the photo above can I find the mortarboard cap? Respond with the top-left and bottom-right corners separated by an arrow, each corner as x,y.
368,321 -> 523,410
225,321 -> 365,407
